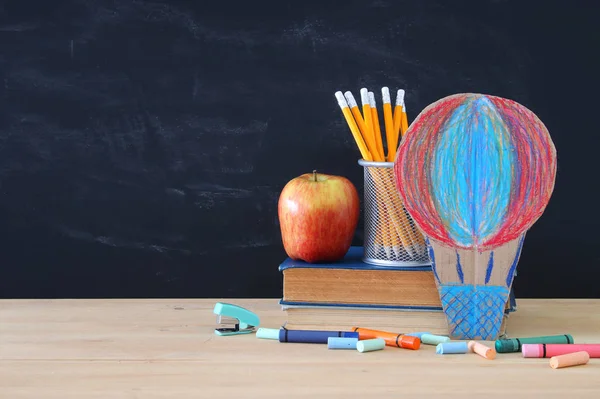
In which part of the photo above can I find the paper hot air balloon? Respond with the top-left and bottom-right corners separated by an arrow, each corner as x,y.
394,93 -> 557,340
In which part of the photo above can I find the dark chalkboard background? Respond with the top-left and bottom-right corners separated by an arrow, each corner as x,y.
1,0 -> 598,299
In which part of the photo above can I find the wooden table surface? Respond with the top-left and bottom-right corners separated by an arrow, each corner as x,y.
1,298 -> 600,398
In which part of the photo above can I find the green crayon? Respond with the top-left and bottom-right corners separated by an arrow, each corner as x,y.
495,334 -> 574,353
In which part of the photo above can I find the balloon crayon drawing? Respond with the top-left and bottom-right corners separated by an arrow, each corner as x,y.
394,93 -> 557,340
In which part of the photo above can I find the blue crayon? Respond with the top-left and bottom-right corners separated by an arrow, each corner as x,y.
436,341 -> 469,354
328,337 -> 358,349
279,329 -> 359,344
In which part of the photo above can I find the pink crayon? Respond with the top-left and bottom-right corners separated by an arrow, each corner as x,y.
522,344 -> 600,358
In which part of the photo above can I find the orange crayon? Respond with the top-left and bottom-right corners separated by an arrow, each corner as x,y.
351,327 -> 420,350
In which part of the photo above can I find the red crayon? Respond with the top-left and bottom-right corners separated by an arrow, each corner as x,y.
522,344 -> 600,358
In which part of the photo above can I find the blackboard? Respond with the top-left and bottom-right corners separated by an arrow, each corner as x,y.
0,0 -> 598,299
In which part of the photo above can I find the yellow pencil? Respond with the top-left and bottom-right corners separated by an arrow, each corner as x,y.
391,89 -> 424,256
401,93 -> 427,253
364,90 -> 394,257
360,88 -> 382,161
392,89 -> 405,148
381,87 -> 396,162
344,91 -> 379,160
334,87 -> 425,262
334,91 -> 372,161
401,95 -> 409,137
368,91 -> 385,162
379,167 -> 415,258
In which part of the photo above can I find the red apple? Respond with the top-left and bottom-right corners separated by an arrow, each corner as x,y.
278,170 -> 360,263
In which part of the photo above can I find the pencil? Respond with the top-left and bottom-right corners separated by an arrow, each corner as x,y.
387,179 -> 419,258
391,89 -> 425,256
400,95 -> 409,137
344,91 -> 379,161
334,87 -> 426,261
369,91 -> 385,161
367,91 -> 395,257
360,88 -> 382,161
392,89 -> 405,149
334,91 -> 372,161
381,87 -> 396,162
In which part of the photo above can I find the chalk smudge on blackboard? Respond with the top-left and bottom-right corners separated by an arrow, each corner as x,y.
183,116 -> 268,136
220,165 -> 254,174
192,73 -> 200,100
187,183 -> 252,210
165,188 -> 186,197
186,183 -> 253,198
56,225 -> 192,255
224,236 -> 274,249
0,23 -> 38,32
370,0 -> 391,7
282,19 -> 328,52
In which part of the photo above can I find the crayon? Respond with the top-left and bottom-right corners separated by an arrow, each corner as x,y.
328,337 -> 358,350
522,344 -> 600,358
495,334 -> 573,353
436,342 -> 469,354
549,351 -> 590,369
357,338 -> 386,353
278,329 -> 359,344
421,334 -> 450,345
469,341 -> 496,360
351,327 -> 420,350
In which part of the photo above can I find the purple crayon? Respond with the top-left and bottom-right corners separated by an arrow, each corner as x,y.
279,328 -> 359,344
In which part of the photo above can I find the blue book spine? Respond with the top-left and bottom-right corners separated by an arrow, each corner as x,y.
279,329 -> 359,344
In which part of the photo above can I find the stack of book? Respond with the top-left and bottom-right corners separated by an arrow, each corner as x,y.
279,246 -> 516,336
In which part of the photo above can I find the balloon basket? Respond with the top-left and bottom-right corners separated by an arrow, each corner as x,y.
358,159 -> 430,267
426,236 -> 525,340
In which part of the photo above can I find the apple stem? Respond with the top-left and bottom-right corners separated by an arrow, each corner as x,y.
313,170 -> 317,182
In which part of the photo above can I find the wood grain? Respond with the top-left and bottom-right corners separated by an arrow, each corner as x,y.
1,299 -> 600,398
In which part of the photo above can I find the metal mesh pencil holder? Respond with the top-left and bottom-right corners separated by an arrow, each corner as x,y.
358,160 -> 430,267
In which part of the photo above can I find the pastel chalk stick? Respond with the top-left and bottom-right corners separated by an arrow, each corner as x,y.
421,334 -> 451,345
469,341 -> 496,360
328,337 -> 358,349
256,328 -> 279,340
550,351 -> 590,369
436,341 -> 469,354
357,338 -> 385,353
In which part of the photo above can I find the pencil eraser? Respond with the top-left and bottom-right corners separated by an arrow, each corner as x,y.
421,334 -> 451,345
368,91 -> 376,107
335,91 -> 348,108
344,91 -> 358,108
356,338 -> 385,353
328,337 -> 358,349
381,87 -> 391,103
360,88 -> 369,106
396,89 -> 405,106
521,344 -> 541,358
256,328 -> 279,340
